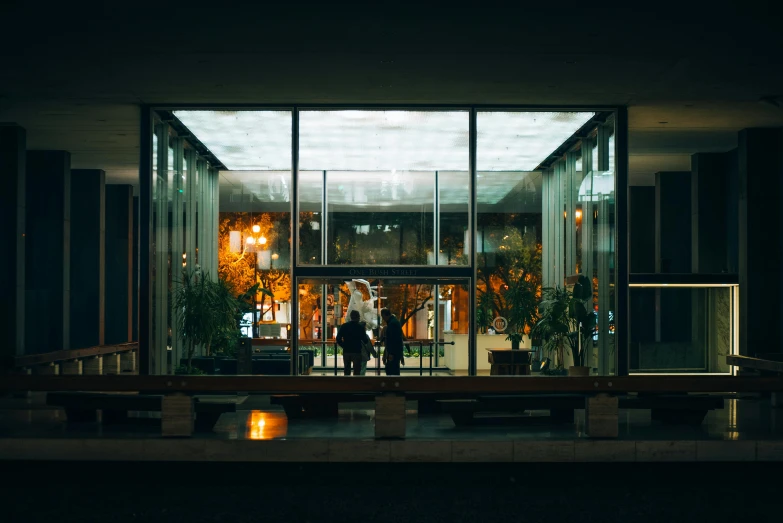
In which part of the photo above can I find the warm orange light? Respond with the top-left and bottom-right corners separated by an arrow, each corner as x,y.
252,224 -> 261,234
271,253 -> 279,260
258,236 -> 267,245
246,236 -> 256,245
575,209 -> 582,220
247,411 -> 288,440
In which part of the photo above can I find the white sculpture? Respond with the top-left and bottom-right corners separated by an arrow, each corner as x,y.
345,279 -> 379,329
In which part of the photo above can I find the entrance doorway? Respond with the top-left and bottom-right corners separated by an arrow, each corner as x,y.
295,277 -> 471,376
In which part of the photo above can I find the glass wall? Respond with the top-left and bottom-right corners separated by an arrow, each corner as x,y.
629,284 -> 738,374
298,110 -> 470,266
145,107 -> 621,376
475,112 -> 616,374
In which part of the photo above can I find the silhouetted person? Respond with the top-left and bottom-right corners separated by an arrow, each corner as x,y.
380,308 -> 404,376
336,309 -> 369,376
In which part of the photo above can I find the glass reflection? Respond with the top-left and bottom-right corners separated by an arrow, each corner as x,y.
247,411 -> 288,440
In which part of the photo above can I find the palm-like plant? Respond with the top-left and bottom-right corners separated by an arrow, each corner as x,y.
533,275 -> 595,368
174,269 -> 244,372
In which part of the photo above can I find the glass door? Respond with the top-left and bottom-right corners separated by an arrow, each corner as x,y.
296,277 -> 470,376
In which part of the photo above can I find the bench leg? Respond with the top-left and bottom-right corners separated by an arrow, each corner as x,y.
162,393 -> 194,437
65,408 -> 97,423
772,392 -> 782,408
195,412 -> 221,432
652,408 -> 707,425
375,393 -> 406,439
585,393 -> 618,438
302,399 -> 338,418
101,409 -> 129,425
551,408 -> 575,424
450,411 -> 475,426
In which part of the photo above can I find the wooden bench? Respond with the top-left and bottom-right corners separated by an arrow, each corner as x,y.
437,393 -> 725,426
271,393 -> 377,418
46,392 -> 241,431
728,354 -> 783,407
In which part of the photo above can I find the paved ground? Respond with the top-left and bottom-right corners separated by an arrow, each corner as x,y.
2,461 -> 780,523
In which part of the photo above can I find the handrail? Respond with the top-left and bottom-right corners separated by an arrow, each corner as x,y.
14,342 -> 138,368
1,375 -> 782,394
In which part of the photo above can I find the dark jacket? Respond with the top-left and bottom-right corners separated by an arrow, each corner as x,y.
383,315 -> 404,358
336,320 -> 369,354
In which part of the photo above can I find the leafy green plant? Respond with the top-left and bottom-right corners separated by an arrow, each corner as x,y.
173,269 -> 246,372
532,275 -> 595,367
174,364 -> 205,375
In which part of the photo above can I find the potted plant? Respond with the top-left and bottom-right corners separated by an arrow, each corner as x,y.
532,275 -> 595,376
173,269 -> 244,374
476,227 -> 541,350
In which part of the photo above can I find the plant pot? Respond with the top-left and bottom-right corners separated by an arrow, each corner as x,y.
511,339 -> 520,350
568,365 -> 590,377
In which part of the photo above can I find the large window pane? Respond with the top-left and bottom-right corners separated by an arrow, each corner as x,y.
298,110 -> 469,266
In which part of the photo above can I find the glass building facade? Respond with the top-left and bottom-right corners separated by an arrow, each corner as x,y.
139,106 -> 737,377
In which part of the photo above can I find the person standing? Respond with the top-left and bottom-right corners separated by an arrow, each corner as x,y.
336,309 -> 369,376
380,308 -> 404,376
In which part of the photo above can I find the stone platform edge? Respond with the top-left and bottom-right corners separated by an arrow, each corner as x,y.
1,438 -> 782,462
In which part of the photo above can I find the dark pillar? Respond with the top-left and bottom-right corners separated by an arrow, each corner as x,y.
26,151 -> 71,353
629,186 -> 655,371
691,153 -> 729,273
70,169 -> 105,348
0,124 -> 26,360
105,185 -> 134,344
725,149 -> 739,274
654,172 -> 691,360
630,186 -> 655,273
132,195 -> 139,342
738,128 -> 783,357
655,171 -> 691,273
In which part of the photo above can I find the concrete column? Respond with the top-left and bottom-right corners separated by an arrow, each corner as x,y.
654,172 -> 692,367
738,128 -> 783,357
375,393 -> 406,438
70,169 -> 105,349
35,363 -> 59,375
655,171 -> 691,273
691,153 -> 730,273
102,353 -> 120,374
60,359 -> 82,375
26,151 -> 70,354
120,351 -> 136,373
162,393 -> 194,437
132,195 -> 139,342
0,125 -> 26,361
105,185 -> 134,344
630,186 -> 655,273
585,393 -> 618,438
82,355 -> 102,375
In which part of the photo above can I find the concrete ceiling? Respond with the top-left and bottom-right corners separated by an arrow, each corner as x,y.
1,2 -> 782,187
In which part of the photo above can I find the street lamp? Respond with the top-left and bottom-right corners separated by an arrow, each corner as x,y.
246,225 -> 267,337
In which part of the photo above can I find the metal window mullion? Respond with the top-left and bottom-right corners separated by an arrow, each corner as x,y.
171,137 -> 184,370
433,170 -> 440,364
291,109 -> 300,376
468,109 -> 477,376
321,170 -> 327,265
554,160 -> 564,286
597,197 -> 610,375
542,170 -> 550,287
581,137 -> 594,280
154,123 -> 169,375
566,152 -> 577,276
185,150 -> 197,276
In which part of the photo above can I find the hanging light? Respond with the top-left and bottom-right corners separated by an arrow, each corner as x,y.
246,236 -> 256,245
229,231 -> 242,253
252,224 -> 261,234
258,236 -> 267,245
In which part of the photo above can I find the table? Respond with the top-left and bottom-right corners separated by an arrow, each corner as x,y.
486,348 -> 532,375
